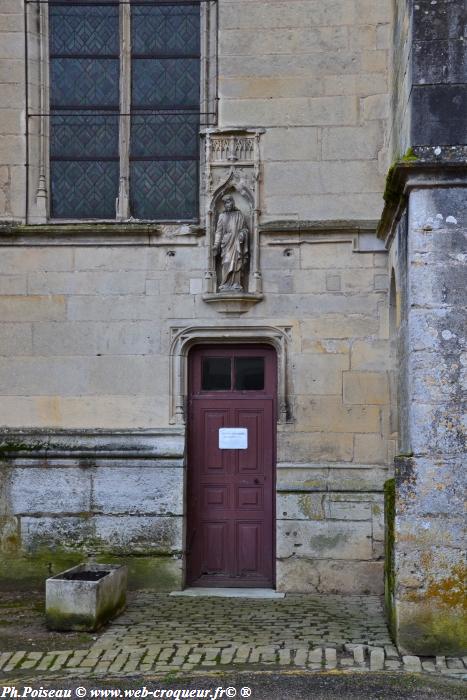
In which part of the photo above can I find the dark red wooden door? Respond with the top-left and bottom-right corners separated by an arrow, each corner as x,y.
187,345 -> 276,588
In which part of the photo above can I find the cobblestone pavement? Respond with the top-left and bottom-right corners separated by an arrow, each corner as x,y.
1,593 -> 466,681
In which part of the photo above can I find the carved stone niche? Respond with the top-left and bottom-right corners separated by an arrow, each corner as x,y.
202,129 -> 264,314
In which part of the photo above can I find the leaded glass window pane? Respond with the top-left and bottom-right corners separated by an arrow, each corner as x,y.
130,1 -> 200,220
130,114 -> 199,159
51,161 -> 119,220
49,0 -> 201,221
49,1 -> 119,219
131,1 -> 200,56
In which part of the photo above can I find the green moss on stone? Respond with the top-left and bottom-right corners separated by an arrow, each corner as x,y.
383,150 -> 418,206
94,554 -> 182,591
0,551 -> 83,590
384,478 -> 396,637
46,609 -> 97,632
401,147 -> 418,163
0,440 -> 47,458
398,605 -> 467,656
0,550 -> 182,592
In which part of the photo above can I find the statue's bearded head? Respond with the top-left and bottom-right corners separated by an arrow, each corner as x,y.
223,195 -> 235,212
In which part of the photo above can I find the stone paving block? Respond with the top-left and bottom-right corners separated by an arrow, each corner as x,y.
422,661 -> 436,673
108,653 -> 129,673
353,645 -> 366,665
403,655 -> 422,672
66,650 -> 89,667
49,651 -> 73,672
159,648 -> 176,661
385,659 -> 401,670
278,649 -> 292,666
325,648 -> 337,669
308,648 -> 323,665
93,662 -> 111,674
0,652 -> 14,670
384,645 -> 399,659
340,658 -> 355,667
294,649 -> 308,666
123,654 -> 145,673
3,651 -> 28,672
370,648 -> 384,670
36,654 -> 57,672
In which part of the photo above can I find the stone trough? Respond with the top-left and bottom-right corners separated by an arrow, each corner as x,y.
46,563 -> 127,631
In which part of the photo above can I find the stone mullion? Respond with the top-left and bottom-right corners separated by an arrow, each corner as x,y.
117,0 -> 131,221
36,0 -> 49,222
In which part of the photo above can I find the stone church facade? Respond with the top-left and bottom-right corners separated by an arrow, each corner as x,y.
0,1 -> 465,655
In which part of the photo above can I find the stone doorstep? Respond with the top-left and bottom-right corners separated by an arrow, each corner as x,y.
170,588 -> 286,599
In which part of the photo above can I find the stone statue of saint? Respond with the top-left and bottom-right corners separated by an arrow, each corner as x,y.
213,195 -> 249,292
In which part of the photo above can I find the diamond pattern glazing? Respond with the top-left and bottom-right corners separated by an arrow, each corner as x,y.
132,58 -> 199,108
51,113 -> 119,158
131,114 -> 199,158
50,58 -> 119,108
49,4 -> 119,56
131,3 -> 200,55
130,161 -> 198,220
51,161 -> 119,219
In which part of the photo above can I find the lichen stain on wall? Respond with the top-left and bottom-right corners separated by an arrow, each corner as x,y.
36,397 -> 63,426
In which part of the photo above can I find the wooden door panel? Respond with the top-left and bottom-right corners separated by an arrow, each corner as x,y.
202,409 -> 230,472
237,522 -> 262,575
201,522 -> 228,574
236,409 -> 264,473
237,486 -> 263,509
203,485 -> 229,509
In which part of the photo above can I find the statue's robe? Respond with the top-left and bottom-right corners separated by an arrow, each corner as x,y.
214,209 -> 249,290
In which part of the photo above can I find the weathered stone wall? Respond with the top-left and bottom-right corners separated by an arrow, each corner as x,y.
0,231 -> 392,592
390,0 -> 467,158
0,0 -> 395,592
0,430 -> 185,590
219,0 -> 391,221
0,0 -> 26,222
387,185 -> 467,655
389,0 -> 412,158
0,0 -> 392,223
382,0 -> 466,656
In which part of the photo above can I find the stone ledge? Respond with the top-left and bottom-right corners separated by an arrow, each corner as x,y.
0,222 -> 205,246
202,292 -> 264,314
377,157 -> 467,247
260,219 -> 378,234
0,428 -> 184,460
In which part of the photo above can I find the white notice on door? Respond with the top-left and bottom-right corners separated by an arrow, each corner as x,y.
219,428 -> 248,450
